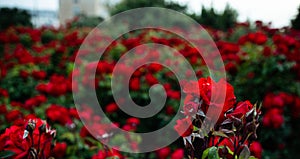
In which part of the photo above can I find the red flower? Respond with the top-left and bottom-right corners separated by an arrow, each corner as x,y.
24,95 -> 47,110
174,117 -> 193,137
253,32 -> 268,45
263,93 -> 285,109
51,142 -> 67,158
91,150 -> 106,159
105,103 -> 119,114
171,148 -> 184,159
0,88 -> 9,97
69,107 -> 79,119
250,141 -> 263,159
167,90 -> 181,100
148,63 -> 163,73
262,108 -> 284,129
194,77 -> 236,123
5,110 -> 23,123
36,75 -> 69,96
31,70 -> 47,80
126,117 -> 140,126
227,100 -> 253,119
145,73 -> 158,85
0,118 -> 55,159
46,104 -> 72,125
92,149 -> 123,159
156,147 -> 171,159
129,77 -> 140,91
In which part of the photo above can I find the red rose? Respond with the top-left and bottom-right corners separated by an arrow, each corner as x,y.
279,92 -> 294,106
209,136 -> 240,158
174,117 -> 193,137
92,150 -> 107,159
80,126 -> 91,138
46,104 -> 72,125
32,70 -> 47,80
126,117 -> 140,126
129,77 -> 140,91
0,88 -> 9,97
250,141 -> 263,159
5,110 -> 23,123
148,63 -> 163,73
198,77 -> 236,123
51,142 -> 67,158
96,61 -> 113,74
145,73 -> 158,85
263,93 -> 285,109
24,98 -> 38,110
262,108 -> 284,129
167,90 -> 181,100
92,149 -> 123,159
254,32 -> 267,45
171,148 -> 184,159
0,118 -> 55,159
24,95 -> 46,110
69,107 -> 79,119
105,103 -> 119,114
156,147 -> 171,159
263,46 -> 272,56
227,100 -> 253,119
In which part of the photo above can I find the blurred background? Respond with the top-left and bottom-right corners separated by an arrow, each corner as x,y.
0,0 -> 300,29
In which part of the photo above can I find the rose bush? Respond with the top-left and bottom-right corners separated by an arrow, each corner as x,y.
0,19 -> 299,158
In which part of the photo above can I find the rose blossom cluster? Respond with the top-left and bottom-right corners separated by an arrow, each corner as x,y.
174,77 -> 262,159
0,116 -> 58,159
262,92 -> 300,128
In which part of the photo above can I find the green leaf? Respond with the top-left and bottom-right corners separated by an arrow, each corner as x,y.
202,147 -> 209,159
61,132 -> 76,143
0,150 -> 15,158
238,145 -> 250,159
208,146 -> 219,159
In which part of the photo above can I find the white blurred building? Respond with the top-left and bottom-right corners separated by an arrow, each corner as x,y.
58,0 -> 109,24
30,10 -> 59,27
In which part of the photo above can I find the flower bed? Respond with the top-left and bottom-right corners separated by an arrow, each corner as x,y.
0,21 -> 300,158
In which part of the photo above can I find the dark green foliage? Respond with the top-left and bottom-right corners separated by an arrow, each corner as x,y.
191,4 -> 238,31
110,1 -> 237,31
291,5 -> 300,30
0,7 -> 32,30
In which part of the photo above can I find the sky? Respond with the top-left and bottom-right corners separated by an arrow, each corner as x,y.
0,0 -> 299,28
